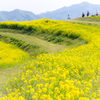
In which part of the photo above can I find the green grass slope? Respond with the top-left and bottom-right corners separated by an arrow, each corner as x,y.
66,16 -> 100,27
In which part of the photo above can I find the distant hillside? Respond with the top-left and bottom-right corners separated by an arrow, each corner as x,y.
0,2 -> 100,21
39,2 -> 100,20
0,9 -> 40,21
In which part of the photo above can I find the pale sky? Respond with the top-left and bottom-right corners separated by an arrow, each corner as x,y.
0,0 -> 100,14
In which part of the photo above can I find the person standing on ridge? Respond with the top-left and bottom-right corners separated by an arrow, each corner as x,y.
67,14 -> 71,20
96,10 -> 98,16
87,11 -> 89,17
82,12 -> 85,17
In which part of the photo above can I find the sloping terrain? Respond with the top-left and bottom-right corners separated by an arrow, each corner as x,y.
1,19 -> 100,99
0,20 -> 85,92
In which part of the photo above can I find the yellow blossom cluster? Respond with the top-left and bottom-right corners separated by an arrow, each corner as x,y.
0,41 -> 29,69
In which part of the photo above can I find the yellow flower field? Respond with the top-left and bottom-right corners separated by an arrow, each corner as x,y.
1,19 -> 100,100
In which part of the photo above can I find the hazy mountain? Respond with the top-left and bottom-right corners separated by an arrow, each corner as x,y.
0,2 -> 100,21
39,2 -> 100,20
0,9 -> 40,21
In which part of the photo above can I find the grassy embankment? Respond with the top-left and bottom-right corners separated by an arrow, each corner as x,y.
0,28 -> 86,55
66,16 -> 100,27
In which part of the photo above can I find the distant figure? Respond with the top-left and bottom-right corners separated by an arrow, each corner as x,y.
67,14 -> 71,20
82,12 -> 85,17
96,10 -> 98,16
87,11 -> 89,17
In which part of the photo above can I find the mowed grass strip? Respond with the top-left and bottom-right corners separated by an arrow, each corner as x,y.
0,32 -> 67,53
